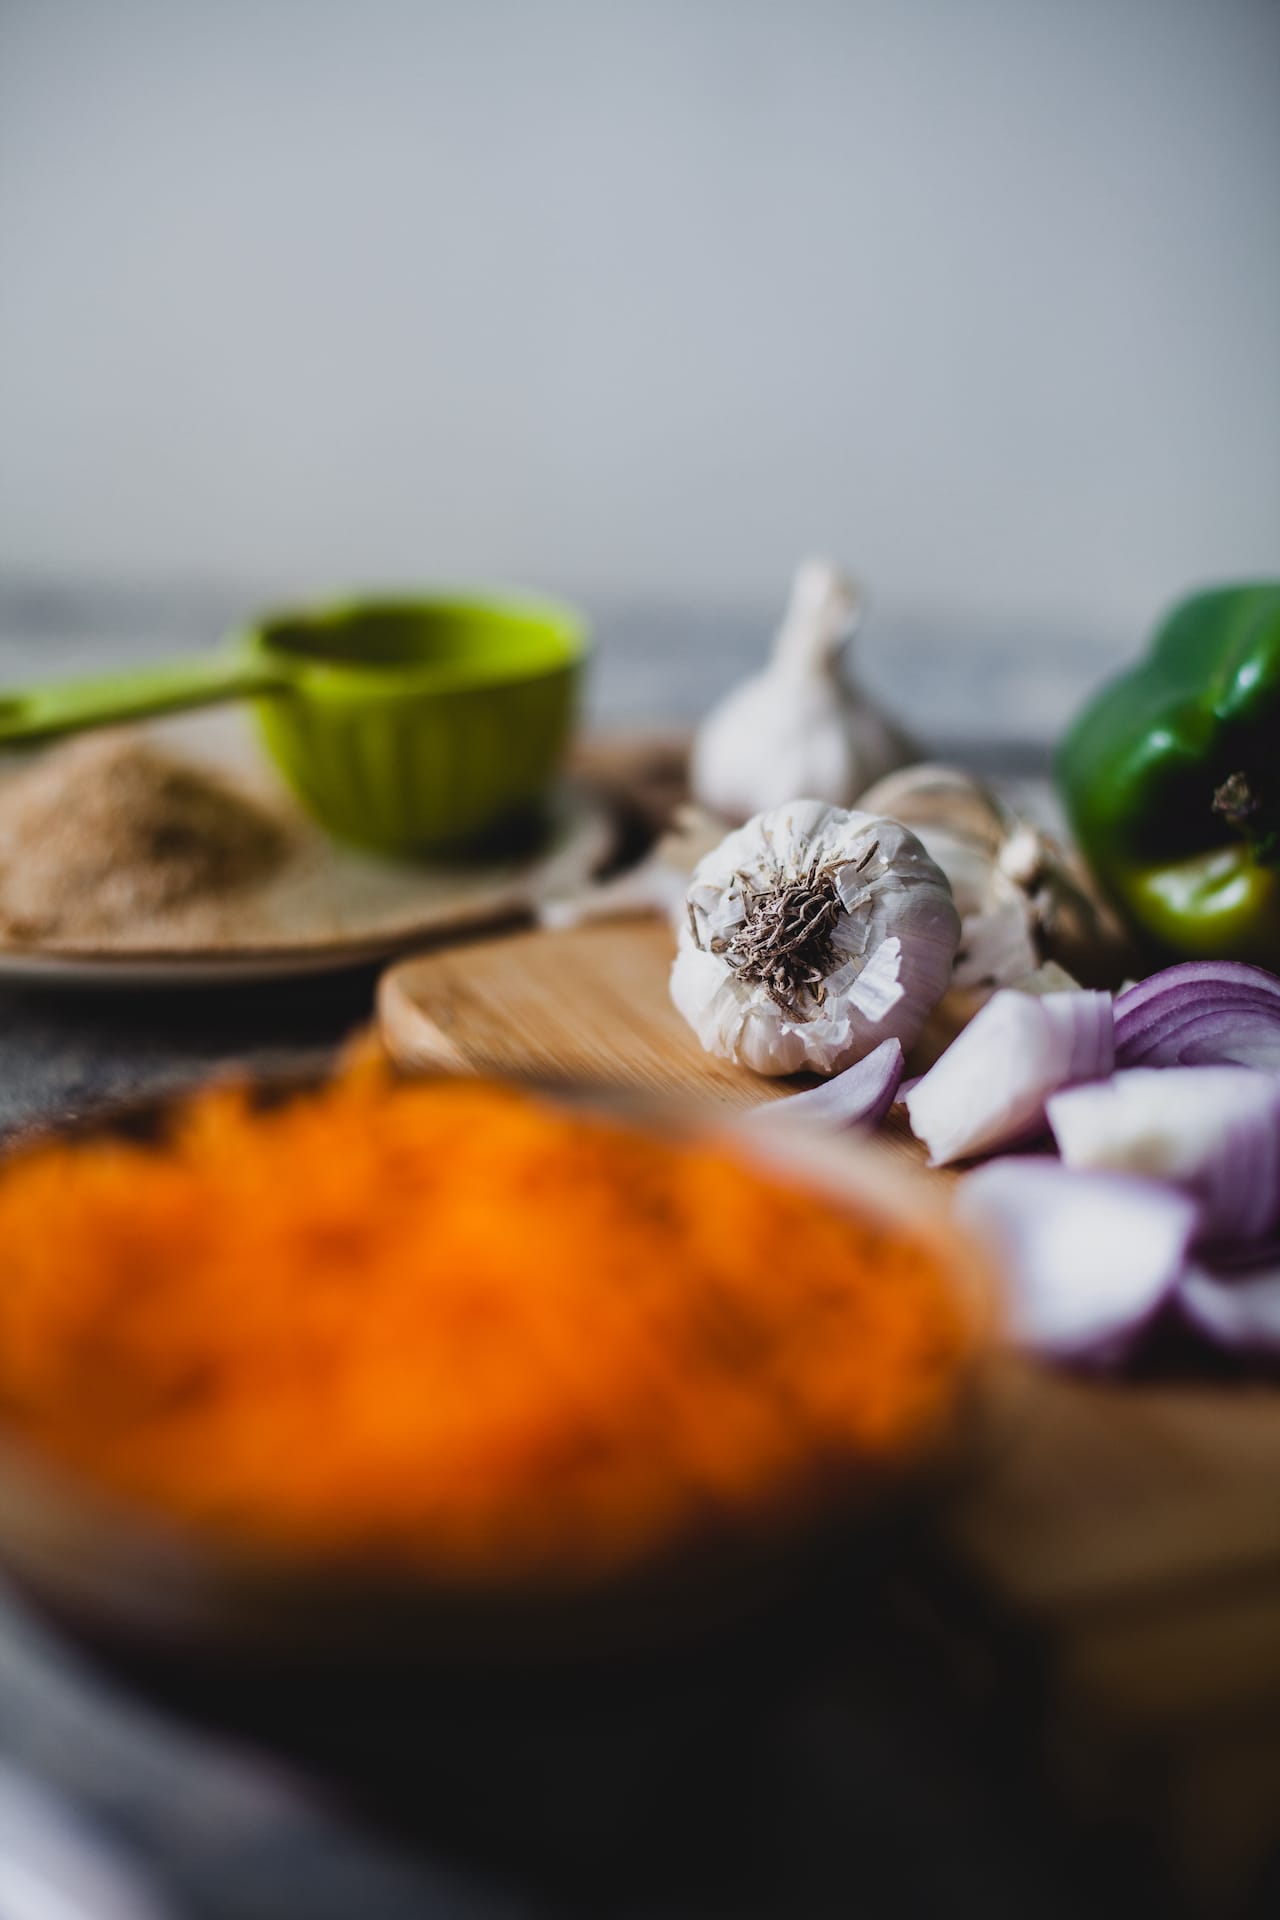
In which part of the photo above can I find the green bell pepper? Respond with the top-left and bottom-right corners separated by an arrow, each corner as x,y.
1055,583 -> 1280,967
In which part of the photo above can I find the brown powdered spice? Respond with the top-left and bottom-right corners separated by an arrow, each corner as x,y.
0,733 -> 293,942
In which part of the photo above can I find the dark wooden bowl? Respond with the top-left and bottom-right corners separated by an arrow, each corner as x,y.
0,1074 -> 995,1876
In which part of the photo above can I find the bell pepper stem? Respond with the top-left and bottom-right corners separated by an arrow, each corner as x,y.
1213,773 -> 1279,869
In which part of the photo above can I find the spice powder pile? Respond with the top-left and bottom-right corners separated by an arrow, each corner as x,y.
0,733 -> 292,943
0,1074 -> 974,1582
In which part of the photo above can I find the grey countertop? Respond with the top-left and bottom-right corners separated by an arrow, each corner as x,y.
0,583 -> 1137,1920
0,575 -> 1119,754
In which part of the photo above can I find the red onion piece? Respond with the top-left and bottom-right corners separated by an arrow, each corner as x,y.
1047,1067 -> 1280,1245
751,1038 -> 903,1130
1177,1256 -> 1280,1357
904,988 -> 1113,1166
956,1160 -> 1199,1362
1114,960 -> 1280,1070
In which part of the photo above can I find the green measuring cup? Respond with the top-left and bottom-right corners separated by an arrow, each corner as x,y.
0,593 -> 589,856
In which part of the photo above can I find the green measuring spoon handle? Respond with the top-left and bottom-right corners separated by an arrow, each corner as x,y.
0,653 -> 291,747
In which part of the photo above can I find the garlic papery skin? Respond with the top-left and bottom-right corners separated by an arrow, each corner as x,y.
690,561 -> 912,824
917,826 -> 1041,990
538,806 -> 726,931
670,800 -> 960,1077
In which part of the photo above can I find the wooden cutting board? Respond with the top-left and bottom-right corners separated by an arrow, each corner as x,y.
380,912 -> 1280,1913
378,914 -> 968,1145
379,916 -> 783,1099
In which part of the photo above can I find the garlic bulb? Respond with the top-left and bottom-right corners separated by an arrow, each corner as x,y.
671,799 -> 960,1077
691,560 -> 912,823
856,763 -> 1135,992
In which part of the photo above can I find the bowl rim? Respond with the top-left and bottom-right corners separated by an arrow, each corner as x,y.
231,586 -> 591,702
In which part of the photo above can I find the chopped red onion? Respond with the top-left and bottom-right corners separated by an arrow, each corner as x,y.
1047,1067 -> 1280,1245
956,1160 -> 1199,1362
1114,960 -> 1280,1070
1177,1256 -> 1280,1358
750,1038 -> 903,1129
903,988 -> 1113,1166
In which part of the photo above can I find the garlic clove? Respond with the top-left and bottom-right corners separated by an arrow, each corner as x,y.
691,561 -> 913,824
856,763 -> 1013,858
857,762 -> 1134,992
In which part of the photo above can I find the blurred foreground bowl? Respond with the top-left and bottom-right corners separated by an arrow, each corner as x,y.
0,1076 -> 995,1873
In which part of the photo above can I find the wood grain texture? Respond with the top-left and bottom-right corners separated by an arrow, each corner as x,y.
378,914 -> 962,1168
379,917 -> 764,1100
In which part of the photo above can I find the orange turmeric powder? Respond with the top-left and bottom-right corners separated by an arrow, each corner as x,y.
0,1073 -> 974,1582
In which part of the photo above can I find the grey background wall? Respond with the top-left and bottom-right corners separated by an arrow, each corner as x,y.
2,0 -> 1277,652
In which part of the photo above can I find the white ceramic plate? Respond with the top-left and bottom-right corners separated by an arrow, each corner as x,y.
0,712 -> 613,988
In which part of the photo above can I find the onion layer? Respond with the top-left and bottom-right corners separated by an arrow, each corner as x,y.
1047,1067 -> 1280,1245
1178,1253 -> 1280,1357
1114,960 -> 1280,1070
751,1038 -> 904,1130
904,988 -> 1113,1166
956,1161 -> 1198,1361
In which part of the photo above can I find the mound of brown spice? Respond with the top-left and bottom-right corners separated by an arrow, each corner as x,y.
0,733 -> 292,941
0,1072 -> 976,1583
